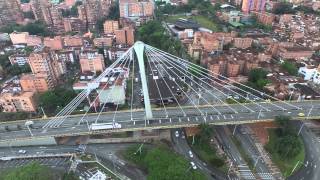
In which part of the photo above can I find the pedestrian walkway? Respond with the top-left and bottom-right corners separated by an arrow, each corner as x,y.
238,165 -> 255,180
257,172 -> 274,180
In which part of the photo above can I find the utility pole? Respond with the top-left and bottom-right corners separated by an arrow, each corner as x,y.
40,107 -> 47,119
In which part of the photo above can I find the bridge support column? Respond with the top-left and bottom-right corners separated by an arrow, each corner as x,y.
133,41 -> 153,119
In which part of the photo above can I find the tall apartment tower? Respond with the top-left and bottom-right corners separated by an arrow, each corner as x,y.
119,0 -> 154,19
31,0 -> 64,32
28,48 -> 65,86
78,0 -> 112,29
0,0 -> 23,26
242,0 -> 266,13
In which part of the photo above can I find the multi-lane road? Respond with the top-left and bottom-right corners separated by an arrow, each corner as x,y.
0,101 -> 318,142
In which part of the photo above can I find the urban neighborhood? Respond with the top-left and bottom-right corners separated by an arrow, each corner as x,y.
0,0 -> 320,180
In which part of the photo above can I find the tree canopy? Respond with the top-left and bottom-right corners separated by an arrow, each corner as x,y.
1,162 -> 56,180
39,88 -> 77,115
266,116 -> 303,160
281,61 -> 298,76
137,21 -> 184,56
124,145 -> 206,180
0,21 -> 52,36
247,68 -> 269,90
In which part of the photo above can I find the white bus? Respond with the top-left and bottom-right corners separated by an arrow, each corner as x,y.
90,122 -> 122,130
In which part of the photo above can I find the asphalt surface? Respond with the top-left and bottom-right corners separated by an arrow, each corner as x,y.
215,126 -> 256,180
0,144 -> 146,180
233,125 -> 274,180
0,101 -> 317,142
171,129 -> 227,180
288,121 -> 320,180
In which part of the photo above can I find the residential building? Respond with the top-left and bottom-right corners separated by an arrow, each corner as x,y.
63,35 -> 83,47
93,37 -> 113,47
233,38 -> 253,49
119,0 -> 154,19
277,46 -> 314,60
115,27 -> 135,45
9,32 -> 29,45
241,0 -> 266,13
298,65 -> 317,80
65,0 -> 76,7
0,0 -> 23,26
27,35 -> 43,47
103,20 -> 119,34
79,51 -> 106,74
20,73 -> 54,92
44,36 -> 63,50
28,47 -> 65,85
9,54 -> 29,66
252,11 -> 275,26
31,0 -> 64,32
78,0 -> 112,28
63,17 -> 86,33
0,91 -> 38,112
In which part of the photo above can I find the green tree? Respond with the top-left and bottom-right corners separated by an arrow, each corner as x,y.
247,68 -> 269,90
281,61 -> 298,76
39,88 -> 77,115
198,123 -> 213,144
273,2 -> 296,14
275,135 -> 302,159
2,162 -> 56,180
62,172 -> 79,180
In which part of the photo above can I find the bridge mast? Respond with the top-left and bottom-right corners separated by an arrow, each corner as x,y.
133,41 -> 153,119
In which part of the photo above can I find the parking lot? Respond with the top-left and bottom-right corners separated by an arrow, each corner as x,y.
0,157 -> 70,170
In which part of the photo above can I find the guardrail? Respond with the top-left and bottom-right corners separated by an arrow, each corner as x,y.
0,153 -> 74,161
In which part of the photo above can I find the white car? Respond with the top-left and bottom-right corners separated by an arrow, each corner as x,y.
175,131 -> 179,137
18,150 -> 26,154
188,150 -> 194,158
190,162 -> 197,169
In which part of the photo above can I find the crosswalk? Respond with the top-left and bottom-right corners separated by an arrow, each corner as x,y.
238,165 -> 255,180
257,172 -> 274,180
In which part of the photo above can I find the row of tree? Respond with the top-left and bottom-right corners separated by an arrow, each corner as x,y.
137,21 -> 184,56
266,116 -> 303,160
0,21 -> 52,36
124,144 -> 206,180
1,162 -> 78,180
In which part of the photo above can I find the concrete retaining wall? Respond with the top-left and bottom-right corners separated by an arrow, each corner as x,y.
0,136 -> 57,147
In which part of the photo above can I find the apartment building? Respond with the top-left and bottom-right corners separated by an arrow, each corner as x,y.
0,91 -> 38,112
114,27 -> 135,45
79,51 -> 105,74
0,0 -> 23,26
119,0 -> 154,19
103,20 -> 119,34
9,54 -> 29,66
44,36 -> 63,50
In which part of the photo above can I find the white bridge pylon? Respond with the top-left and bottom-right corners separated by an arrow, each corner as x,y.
134,41 -> 153,119
42,41 -> 301,129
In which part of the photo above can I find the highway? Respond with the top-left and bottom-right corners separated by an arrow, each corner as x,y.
215,126 -> 256,180
233,125 -> 274,180
289,121 -> 320,180
171,129 -> 227,180
0,101 -> 318,142
0,144 -> 146,180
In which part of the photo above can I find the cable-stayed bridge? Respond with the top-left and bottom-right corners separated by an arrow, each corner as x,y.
0,41 -> 319,142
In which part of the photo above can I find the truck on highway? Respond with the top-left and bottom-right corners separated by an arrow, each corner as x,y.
90,122 -> 122,130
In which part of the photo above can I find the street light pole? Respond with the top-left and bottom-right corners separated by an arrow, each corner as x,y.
232,125 -> 238,136
254,156 -> 262,170
298,105 -> 313,136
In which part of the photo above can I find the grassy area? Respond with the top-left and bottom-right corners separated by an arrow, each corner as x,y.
187,136 -> 227,173
226,98 -> 251,104
165,15 -> 221,32
121,144 -> 207,180
265,129 -> 305,178
231,136 -> 255,172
